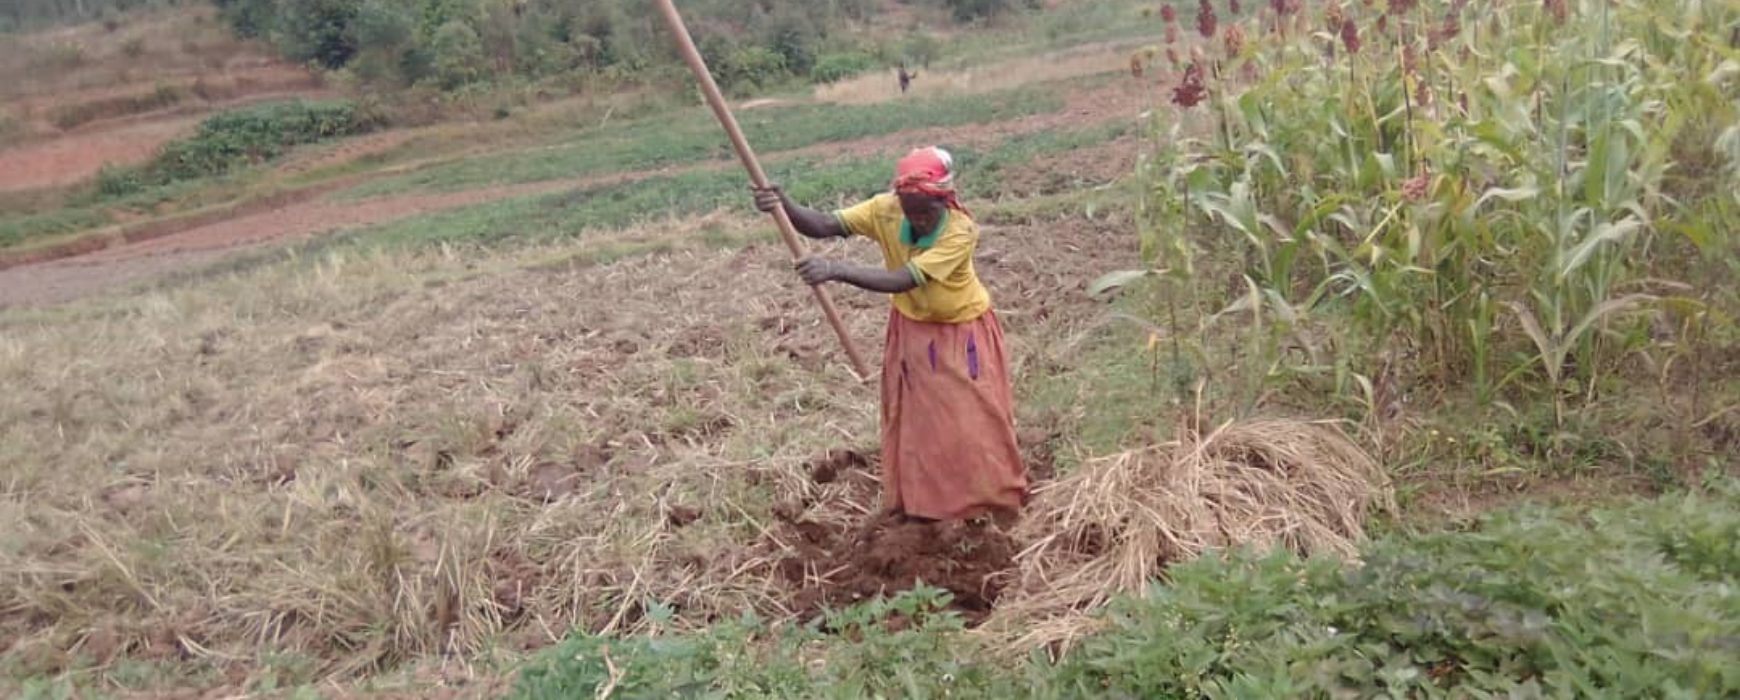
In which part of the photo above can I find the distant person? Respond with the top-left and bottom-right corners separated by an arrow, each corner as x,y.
752,147 -> 1028,522
897,64 -> 918,94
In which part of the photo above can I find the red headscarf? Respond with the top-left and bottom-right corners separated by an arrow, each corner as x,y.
893,146 -> 969,217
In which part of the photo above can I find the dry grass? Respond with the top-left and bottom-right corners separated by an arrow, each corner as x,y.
0,201 -> 1138,689
982,417 -> 1394,653
0,171 -> 1134,694
0,212 -> 899,689
1,6 -> 258,101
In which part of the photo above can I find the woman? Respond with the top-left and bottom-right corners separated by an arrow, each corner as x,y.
753,146 -> 1028,522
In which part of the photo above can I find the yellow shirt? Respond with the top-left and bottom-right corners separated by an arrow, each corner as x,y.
834,193 -> 992,324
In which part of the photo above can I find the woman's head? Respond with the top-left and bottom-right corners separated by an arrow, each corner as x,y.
893,146 -> 968,224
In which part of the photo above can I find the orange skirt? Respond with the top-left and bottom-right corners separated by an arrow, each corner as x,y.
880,308 -> 1028,520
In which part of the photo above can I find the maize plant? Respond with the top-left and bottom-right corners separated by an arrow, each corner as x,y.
1100,0 -> 1740,421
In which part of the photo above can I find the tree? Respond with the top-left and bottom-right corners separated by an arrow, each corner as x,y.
429,19 -> 487,90
279,0 -> 360,69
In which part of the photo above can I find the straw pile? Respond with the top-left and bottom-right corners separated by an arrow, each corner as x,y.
983,418 -> 1393,653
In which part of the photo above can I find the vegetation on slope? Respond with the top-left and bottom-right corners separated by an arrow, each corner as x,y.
511,485 -> 1739,698
1107,0 -> 1738,467
209,0 -> 1028,95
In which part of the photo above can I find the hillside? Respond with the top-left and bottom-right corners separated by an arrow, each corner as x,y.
1,0 -> 1736,697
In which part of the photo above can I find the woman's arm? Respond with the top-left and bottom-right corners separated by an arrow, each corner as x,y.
752,186 -> 848,239
797,258 -> 919,294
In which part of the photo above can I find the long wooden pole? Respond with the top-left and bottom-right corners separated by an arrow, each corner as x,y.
653,0 -> 872,380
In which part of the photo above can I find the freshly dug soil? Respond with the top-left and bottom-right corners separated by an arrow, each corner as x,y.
773,449 -> 1017,624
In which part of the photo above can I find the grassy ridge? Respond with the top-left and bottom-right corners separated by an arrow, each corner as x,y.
511,485 -> 1740,698
355,122 -> 1132,249
343,86 -> 1070,200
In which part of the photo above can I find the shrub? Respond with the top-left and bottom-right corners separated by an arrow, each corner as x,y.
428,20 -> 488,90
348,0 -> 419,86
717,45 -> 790,96
158,100 -> 375,180
810,51 -> 877,84
94,164 -> 146,200
900,32 -> 940,68
278,0 -> 360,69
91,100 -> 375,200
214,0 -> 275,38
207,0 -> 879,94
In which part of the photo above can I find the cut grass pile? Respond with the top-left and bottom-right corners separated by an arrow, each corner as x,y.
987,418 -> 1394,653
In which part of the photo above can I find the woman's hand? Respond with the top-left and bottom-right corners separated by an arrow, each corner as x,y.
795,257 -> 839,285
753,185 -> 851,239
797,258 -> 920,293
751,184 -> 786,214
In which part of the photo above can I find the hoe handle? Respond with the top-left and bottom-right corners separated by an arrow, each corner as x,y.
654,0 -> 873,381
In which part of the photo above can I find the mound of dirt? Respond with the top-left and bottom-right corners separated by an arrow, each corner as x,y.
777,512 -> 1016,624
772,449 -> 1017,624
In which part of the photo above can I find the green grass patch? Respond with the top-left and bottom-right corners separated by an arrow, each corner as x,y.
363,156 -> 889,248
512,484 -> 1740,698
360,118 -> 1135,251
0,172 -> 266,252
1020,320 -> 1170,464
0,208 -> 109,249
342,85 -> 1068,200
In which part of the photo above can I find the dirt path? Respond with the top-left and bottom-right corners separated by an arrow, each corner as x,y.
0,67 -> 1169,308
0,180 -> 583,307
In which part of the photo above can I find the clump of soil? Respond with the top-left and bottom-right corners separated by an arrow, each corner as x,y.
773,451 -> 1017,625
776,513 -> 1016,624
808,448 -> 870,485
665,504 -> 702,528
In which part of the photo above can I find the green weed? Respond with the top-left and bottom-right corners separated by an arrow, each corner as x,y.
513,586 -> 1015,699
